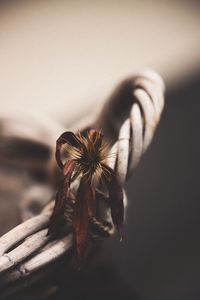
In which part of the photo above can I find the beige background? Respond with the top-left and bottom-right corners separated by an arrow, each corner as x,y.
0,0 -> 200,124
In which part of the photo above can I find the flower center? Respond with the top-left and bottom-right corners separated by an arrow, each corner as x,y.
77,147 -> 102,177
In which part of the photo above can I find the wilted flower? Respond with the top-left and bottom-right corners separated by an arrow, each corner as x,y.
48,129 -> 124,261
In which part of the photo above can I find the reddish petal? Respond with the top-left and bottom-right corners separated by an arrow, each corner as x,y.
73,178 -> 95,261
103,165 -> 124,239
48,159 -> 75,235
56,131 -> 80,169
88,129 -> 103,148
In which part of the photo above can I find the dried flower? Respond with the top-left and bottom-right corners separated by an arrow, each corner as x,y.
48,129 -> 124,261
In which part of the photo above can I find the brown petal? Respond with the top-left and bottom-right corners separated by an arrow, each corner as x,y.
56,131 -> 80,169
48,159 -> 76,235
103,165 -> 124,239
73,178 -> 95,261
88,129 -> 103,148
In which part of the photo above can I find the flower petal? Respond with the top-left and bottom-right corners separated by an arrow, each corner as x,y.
103,165 -> 124,239
73,178 -> 95,261
56,131 -> 80,169
88,129 -> 103,148
48,159 -> 76,235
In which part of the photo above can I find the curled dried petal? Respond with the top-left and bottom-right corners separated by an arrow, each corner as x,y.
56,132 -> 80,169
73,178 -> 95,261
88,129 -> 103,148
103,164 -> 124,239
48,159 -> 75,235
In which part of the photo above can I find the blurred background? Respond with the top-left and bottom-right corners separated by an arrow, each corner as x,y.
0,0 -> 200,299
